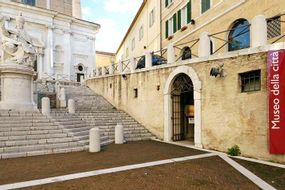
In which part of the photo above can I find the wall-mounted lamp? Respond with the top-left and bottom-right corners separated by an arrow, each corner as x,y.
190,19 -> 195,25
210,64 -> 224,78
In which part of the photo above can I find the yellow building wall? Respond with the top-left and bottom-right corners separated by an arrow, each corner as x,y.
161,0 -> 285,57
87,51 -> 285,163
96,52 -> 115,68
116,0 -> 161,62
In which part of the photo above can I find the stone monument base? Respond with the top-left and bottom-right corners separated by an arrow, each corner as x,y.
0,64 -> 38,111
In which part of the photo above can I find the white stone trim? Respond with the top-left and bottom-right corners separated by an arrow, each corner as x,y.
163,66 -> 202,148
219,154 -> 277,190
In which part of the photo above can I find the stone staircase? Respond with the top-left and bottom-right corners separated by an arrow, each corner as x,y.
0,85 -> 156,159
0,110 -> 84,159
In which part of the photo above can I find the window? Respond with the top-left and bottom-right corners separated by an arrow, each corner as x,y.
181,6 -> 188,27
149,9 -> 155,27
131,38 -> 135,50
267,16 -> 281,39
166,17 -> 174,38
139,25 -> 144,41
228,19 -> 250,51
133,88 -> 138,98
181,46 -> 192,60
165,0 -> 173,7
126,48 -> 129,58
201,0 -> 210,14
22,0 -> 35,6
240,70 -> 261,93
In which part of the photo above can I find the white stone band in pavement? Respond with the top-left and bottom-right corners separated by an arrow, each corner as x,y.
219,154 -> 277,190
0,153 -> 216,190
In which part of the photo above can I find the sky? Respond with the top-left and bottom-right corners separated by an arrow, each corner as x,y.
81,0 -> 143,53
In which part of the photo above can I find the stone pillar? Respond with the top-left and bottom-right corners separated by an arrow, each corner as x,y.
102,67 -> 106,76
130,57 -> 136,73
45,26 -> 54,77
41,97 -> 50,116
89,128 -> 101,152
118,60 -> 123,73
68,99 -> 75,114
72,0 -> 82,19
252,15 -> 267,47
109,64 -> 114,75
167,43 -> 176,64
115,123 -> 124,144
46,0 -> 51,9
0,64 -> 37,111
59,88 -> 66,108
198,32 -> 211,57
95,67 -> 100,76
145,51 -> 152,68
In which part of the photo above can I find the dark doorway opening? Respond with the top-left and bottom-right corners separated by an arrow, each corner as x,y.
77,73 -> 84,82
171,74 -> 194,142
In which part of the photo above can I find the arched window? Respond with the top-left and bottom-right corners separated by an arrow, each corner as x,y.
228,19 -> 250,51
181,46 -> 192,60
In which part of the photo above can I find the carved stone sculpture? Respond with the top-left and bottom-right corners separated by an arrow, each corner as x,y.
0,14 -> 44,67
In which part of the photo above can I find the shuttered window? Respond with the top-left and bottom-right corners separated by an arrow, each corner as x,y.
178,10 -> 181,30
173,13 -> 177,33
165,0 -> 173,7
165,20 -> 169,38
201,0 -> 210,13
187,0 -> 192,23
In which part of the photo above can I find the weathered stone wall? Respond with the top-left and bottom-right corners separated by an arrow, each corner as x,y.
86,51 -> 285,163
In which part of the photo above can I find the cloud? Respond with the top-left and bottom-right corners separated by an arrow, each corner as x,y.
81,6 -> 92,19
103,0 -> 142,14
95,17 -> 125,52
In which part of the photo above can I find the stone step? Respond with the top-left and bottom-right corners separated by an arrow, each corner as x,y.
0,129 -> 68,136
0,133 -> 71,141
0,125 -> 62,132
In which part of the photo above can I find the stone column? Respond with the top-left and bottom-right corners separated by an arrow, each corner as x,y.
167,43 -> 176,64
46,0 -> 51,9
41,97 -> 50,116
115,123 -> 124,144
130,57 -> 136,73
72,0 -> 82,19
45,25 -> 54,77
68,99 -> 75,114
198,32 -> 211,57
63,31 -> 71,80
59,88 -> 66,108
145,51 -> 152,68
89,128 -> 101,152
118,60 -> 123,73
95,67 -> 100,76
252,15 -> 267,47
102,67 -> 106,76
109,64 -> 114,75
0,64 -> 37,111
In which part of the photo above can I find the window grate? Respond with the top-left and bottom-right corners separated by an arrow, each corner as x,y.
239,70 -> 261,93
267,17 -> 281,39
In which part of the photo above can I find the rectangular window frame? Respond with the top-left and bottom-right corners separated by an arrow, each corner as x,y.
165,0 -> 173,8
200,0 -> 211,14
139,25 -> 144,41
181,6 -> 188,27
22,0 -> 36,6
149,8 -> 155,28
267,16 -> 281,39
239,70 -> 261,93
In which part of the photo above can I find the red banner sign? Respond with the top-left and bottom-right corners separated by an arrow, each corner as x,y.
268,50 -> 285,154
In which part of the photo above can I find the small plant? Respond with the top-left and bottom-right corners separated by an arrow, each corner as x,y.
227,145 -> 241,156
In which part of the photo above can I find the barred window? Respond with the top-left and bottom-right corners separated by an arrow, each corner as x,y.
239,70 -> 261,93
22,0 -> 35,6
267,16 -> 281,39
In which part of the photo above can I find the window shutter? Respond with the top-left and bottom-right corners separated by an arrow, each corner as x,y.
187,0 -> 192,23
165,20 -> 169,38
178,10 -> 181,30
173,13 -> 177,33
165,0 -> 168,7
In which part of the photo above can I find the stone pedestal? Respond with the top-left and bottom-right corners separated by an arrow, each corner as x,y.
68,99 -> 75,114
59,88 -> 66,108
89,127 -> 101,152
0,64 -> 37,111
115,123 -> 124,144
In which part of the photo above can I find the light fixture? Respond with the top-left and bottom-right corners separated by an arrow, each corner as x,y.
122,74 -> 127,80
210,64 -> 224,77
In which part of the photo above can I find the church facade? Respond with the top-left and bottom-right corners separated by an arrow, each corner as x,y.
0,0 -> 99,82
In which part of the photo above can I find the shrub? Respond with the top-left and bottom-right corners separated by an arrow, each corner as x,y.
227,145 -> 241,156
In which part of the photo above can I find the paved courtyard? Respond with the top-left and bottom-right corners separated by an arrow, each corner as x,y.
0,141 -> 284,190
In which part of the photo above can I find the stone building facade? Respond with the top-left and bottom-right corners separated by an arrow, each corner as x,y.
0,0 -> 99,82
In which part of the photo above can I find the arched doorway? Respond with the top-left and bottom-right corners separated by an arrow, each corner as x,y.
171,74 -> 194,142
164,66 -> 202,147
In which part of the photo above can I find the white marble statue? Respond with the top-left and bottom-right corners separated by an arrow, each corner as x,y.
0,14 -> 44,67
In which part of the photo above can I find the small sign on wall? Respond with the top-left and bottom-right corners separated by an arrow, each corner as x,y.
268,50 -> 285,154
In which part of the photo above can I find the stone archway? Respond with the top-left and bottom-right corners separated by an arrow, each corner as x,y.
164,66 -> 202,148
